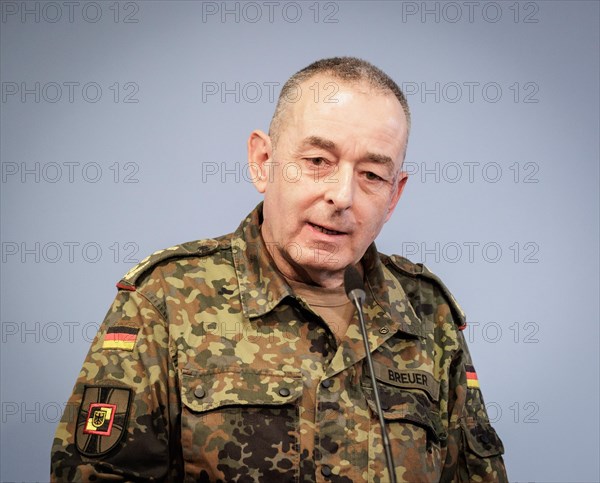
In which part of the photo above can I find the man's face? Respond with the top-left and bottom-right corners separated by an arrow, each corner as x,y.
248,75 -> 409,285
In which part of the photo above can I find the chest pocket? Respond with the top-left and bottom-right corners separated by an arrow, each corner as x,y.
179,367 -> 302,482
362,376 -> 447,482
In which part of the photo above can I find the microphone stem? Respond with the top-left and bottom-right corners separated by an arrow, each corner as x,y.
351,293 -> 397,483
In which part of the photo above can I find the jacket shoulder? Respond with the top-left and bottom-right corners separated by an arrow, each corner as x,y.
383,254 -> 467,329
117,236 -> 229,290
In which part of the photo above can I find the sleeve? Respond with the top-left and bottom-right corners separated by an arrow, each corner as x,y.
50,287 -> 182,481
442,328 -> 508,482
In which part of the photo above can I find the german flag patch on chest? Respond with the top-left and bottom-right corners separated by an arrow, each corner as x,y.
102,326 -> 139,351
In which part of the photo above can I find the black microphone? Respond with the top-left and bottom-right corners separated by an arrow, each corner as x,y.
344,265 -> 397,483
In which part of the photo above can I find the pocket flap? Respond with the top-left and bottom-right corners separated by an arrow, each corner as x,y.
363,383 -> 447,443
181,367 -> 303,413
462,421 -> 505,457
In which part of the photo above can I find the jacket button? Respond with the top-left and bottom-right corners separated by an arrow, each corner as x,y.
194,385 -> 205,399
379,326 -> 389,334
321,380 -> 332,389
480,433 -> 490,444
321,465 -> 332,477
279,387 -> 291,397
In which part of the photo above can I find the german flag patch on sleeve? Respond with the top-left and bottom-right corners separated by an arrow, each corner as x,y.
76,385 -> 132,457
466,364 -> 480,389
102,326 -> 139,351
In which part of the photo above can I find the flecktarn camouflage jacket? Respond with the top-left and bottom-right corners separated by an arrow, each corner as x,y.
51,203 -> 507,482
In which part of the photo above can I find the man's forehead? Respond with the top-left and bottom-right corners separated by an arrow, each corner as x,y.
299,74 -> 373,93
289,75 -> 405,126
277,74 -> 408,164
298,74 -> 397,105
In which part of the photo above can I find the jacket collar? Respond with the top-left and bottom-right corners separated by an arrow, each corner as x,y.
232,203 -> 294,319
232,203 -> 424,340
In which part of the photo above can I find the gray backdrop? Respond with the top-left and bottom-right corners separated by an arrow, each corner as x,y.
1,1 -> 599,481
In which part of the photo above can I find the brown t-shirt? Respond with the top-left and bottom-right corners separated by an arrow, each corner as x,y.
285,278 -> 356,344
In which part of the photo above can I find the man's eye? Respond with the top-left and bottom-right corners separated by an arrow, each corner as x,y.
365,172 -> 384,181
307,157 -> 326,166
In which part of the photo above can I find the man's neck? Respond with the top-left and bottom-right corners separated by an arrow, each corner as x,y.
268,247 -> 364,289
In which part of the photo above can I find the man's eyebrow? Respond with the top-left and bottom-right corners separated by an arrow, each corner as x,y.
300,136 -> 336,151
365,152 -> 393,165
300,136 -> 393,165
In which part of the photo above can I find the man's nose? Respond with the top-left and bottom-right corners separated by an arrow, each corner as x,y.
324,164 -> 354,210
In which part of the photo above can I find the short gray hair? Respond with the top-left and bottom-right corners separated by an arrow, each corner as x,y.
269,57 -> 411,148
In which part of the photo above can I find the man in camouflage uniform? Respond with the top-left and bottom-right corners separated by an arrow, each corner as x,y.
51,57 -> 507,482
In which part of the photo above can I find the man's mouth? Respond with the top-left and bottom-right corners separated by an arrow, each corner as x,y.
309,222 -> 346,236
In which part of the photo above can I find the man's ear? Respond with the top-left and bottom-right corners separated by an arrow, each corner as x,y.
384,170 -> 409,223
247,130 -> 272,194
